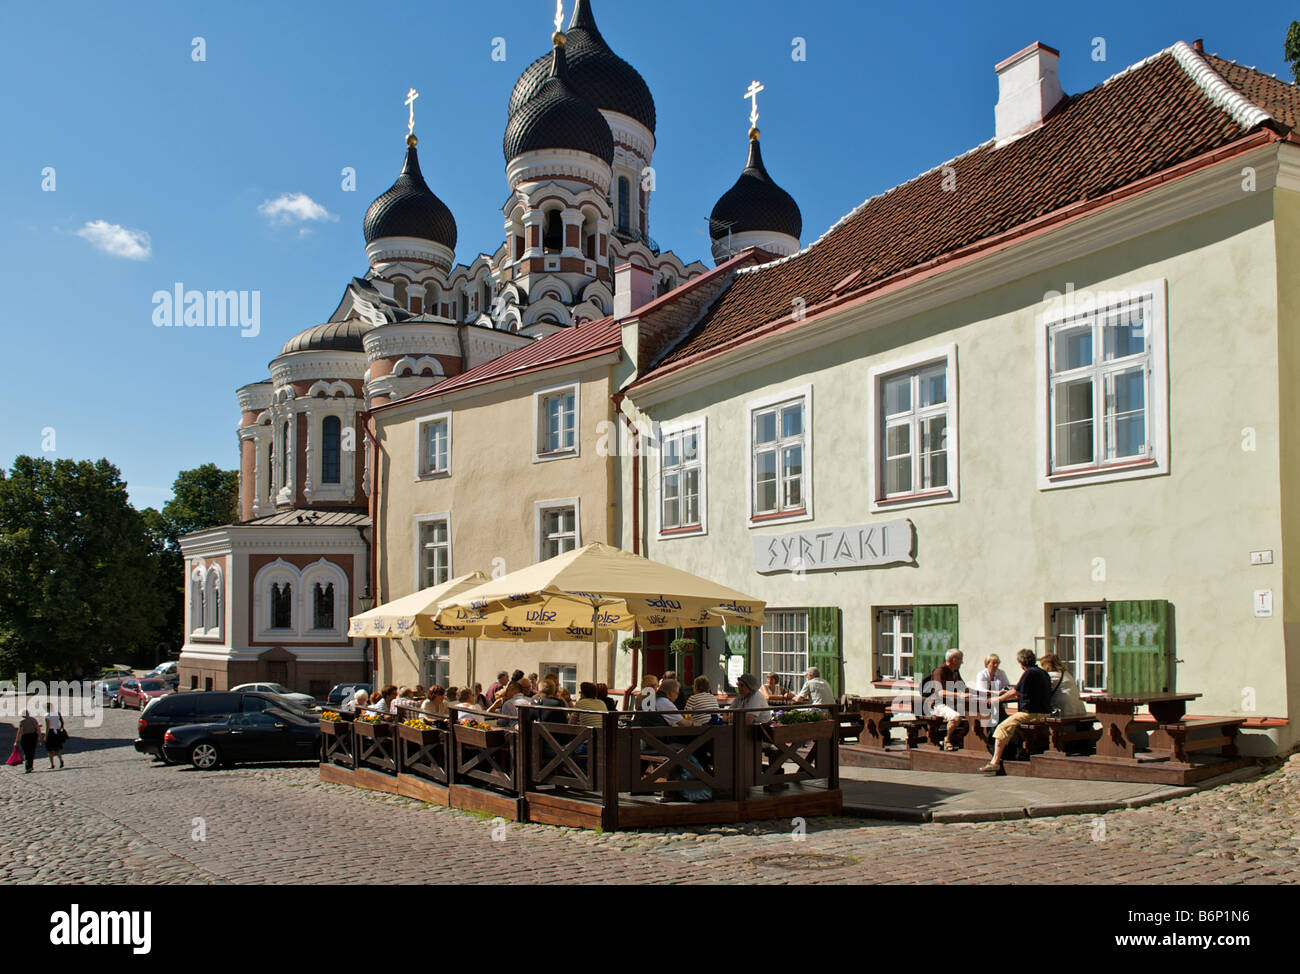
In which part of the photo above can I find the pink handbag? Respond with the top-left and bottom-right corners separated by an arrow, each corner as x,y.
5,743 -> 21,766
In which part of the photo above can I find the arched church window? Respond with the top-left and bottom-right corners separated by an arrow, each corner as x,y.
280,421 -> 290,489
270,582 -> 293,630
657,274 -> 675,297
322,416 -> 341,484
617,178 -> 631,234
313,582 -> 335,631
481,281 -> 491,315
459,292 -> 468,322
543,210 -> 562,254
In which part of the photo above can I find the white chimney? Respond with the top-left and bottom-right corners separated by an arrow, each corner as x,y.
994,42 -> 1064,146
614,262 -> 654,319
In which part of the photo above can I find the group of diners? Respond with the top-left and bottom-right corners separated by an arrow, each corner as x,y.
920,646 -> 1087,773
334,665 -> 838,730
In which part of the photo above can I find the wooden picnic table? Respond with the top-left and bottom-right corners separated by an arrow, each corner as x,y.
949,688 -> 1002,756
847,693 -> 920,749
1081,692 -> 1202,759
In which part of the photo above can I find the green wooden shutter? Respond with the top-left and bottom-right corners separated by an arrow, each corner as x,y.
912,604 -> 959,687
806,607 -> 843,698
1106,600 -> 1174,694
724,624 -> 754,678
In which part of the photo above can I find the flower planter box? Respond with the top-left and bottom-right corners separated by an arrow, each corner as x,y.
454,724 -> 508,749
398,722 -> 445,747
353,720 -> 392,740
760,719 -> 836,746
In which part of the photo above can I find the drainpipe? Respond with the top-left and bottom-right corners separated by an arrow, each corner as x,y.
361,408 -> 380,685
612,394 -> 642,686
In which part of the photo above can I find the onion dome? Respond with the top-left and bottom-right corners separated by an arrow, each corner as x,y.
507,0 -> 655,135
504,35 -> 614,165
363,137 -> 458,250
279,319 -> 370,356
709,132 -> 802,242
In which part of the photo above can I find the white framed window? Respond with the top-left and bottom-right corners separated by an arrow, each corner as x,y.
1036,282 -> 1168,489
533,383 -> 579,461
414,412 -> 451,478
540,663 -> 578,696
658,419 -> 706,536
535,498 -> 580,562
1051,605 -> 1107,692
300,558 -> 348,636
420,640 -> 451,689
189,566 -> 206,637
747,386 -> 812,525
875,608 -> 914,681
868,345 -> 958,511
759,610 -> 809,692
414,514 -> 452,589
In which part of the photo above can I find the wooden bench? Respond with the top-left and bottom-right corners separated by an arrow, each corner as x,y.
1016,714 -> 1101,756
837,708 -> 865,743
1148,717 -> 1244,763
894,714 -> 946,749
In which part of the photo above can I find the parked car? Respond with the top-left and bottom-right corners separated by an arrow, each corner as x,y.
95,678 -> 124,707
326,682 -> 374,707
118,678 -> 174,710
230,682 -> 317,709
162,708 -> 322,770
133,690 -> 312,761
144,662 -> 180,689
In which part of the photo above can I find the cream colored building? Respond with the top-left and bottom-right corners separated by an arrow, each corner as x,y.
369,318 -> 624,693
615,42 -> 1300,754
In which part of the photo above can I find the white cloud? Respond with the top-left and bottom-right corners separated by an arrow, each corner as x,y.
258,192 -> 337,227
75,220 -> 152,260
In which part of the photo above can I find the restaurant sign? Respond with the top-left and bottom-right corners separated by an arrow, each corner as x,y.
752,519 -> 915,574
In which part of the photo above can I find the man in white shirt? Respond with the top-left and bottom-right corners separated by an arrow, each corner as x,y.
793,667 -> 835,705
653,679 -> 684,726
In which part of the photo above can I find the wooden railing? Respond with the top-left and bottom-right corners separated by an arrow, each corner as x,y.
325,701 -> 841,817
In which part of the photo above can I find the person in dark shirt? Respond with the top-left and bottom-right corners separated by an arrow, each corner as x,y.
925,649 -> 966,749
980,648 -> 1053,774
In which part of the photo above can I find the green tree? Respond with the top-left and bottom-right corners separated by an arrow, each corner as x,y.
1287,21 -> 1300,83
0,457 -> 162,678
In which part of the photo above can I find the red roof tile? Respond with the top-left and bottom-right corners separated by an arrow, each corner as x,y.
648,46 -> 1287,376
1204,53 -> 1300,130
380,316 -> 619,408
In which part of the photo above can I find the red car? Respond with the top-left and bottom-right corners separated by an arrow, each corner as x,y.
118,678 -> 173,710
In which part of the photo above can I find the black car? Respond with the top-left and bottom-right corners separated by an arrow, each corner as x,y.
326,682 -> 373,706
134,691 -> 313,761
162,708 -> 322,770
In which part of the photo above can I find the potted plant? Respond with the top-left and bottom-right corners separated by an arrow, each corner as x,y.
454,718 -> 508,749
621,637 -> 643,655
668,636 -> 697,669
397,715 -> 444,747
760,707 -> 836,745
353,710 -> 392,740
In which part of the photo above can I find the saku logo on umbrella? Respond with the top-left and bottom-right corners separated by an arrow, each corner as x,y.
526,608 -> 558,623
646,596 -> 684,611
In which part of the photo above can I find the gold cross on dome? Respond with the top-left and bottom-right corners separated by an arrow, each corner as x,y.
405,87 -> 419,136
744,79 -> 764,128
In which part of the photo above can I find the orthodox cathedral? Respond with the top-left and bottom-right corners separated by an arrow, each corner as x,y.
177,0 -> 803,694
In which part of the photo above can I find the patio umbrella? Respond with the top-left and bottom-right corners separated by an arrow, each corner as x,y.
348,572 -> 490,639
436,542 -> 766,679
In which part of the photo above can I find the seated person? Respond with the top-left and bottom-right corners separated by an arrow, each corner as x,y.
574,682 -> 607,728
595,682 -> 617,711
652,679 -> 685,726
1039,654 -> 1086,716
792,666 -> 835,705
925,649 -> 966,749
980,648 -> 1052,774
531,676 -> 568,721
684,676 -> 721,724
420,686 -> 449,717
661,671 -> 688,709
761,672 -> 788,701
730,674 -> 772,724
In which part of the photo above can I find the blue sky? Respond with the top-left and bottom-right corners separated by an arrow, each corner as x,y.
0,0 -> 1293,510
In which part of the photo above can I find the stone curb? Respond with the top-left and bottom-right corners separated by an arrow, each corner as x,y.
1121,787 -> 1195,808
1025,799 -> 1125,818
840,803 -> 931,823
930,807 -> 1027,823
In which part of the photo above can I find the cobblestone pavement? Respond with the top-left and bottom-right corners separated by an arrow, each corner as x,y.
2,704 -> 1297,885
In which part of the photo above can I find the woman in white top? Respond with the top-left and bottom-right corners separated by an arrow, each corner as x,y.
973,654 -> 1010,730
44,709 -> 66,769
1040,654 -> 1087,716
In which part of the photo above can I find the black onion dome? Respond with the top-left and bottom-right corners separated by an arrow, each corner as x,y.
279,319 -> 370,356
709,137 -> 802,241
363,141 -> 458,250
507,0 -> 656,134
504,40 -> 614,164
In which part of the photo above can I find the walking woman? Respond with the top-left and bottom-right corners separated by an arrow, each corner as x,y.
16,710 -> 42,773
44,708 -> 66,769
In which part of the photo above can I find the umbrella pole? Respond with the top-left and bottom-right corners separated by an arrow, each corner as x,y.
591,602 -> 599,685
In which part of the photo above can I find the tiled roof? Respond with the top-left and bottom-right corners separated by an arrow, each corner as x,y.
241,509 -> 370,527
383,316 -> 620,407
1204,53 -> 1300,130
650,44 -> 1288,374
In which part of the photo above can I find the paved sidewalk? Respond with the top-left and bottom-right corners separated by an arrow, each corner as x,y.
837,765 -> 1257,822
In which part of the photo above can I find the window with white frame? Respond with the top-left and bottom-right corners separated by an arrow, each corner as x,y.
269,582 -> 293,630
751,396 -> 806,518
420,640 -> 451,689
312,582 -> 335,631
1047,292 -> 1156,476
1051,605 -> 1107,692
660,423 -> 703,532
881,365 -> 948,498
417,414 -> 450,477
760,610 -> 809,692
536,386 -> 577,457
419,517 -> 451,588
538,504 -> 578,560
541,663 -> 578,695
876,608 -> 914,680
